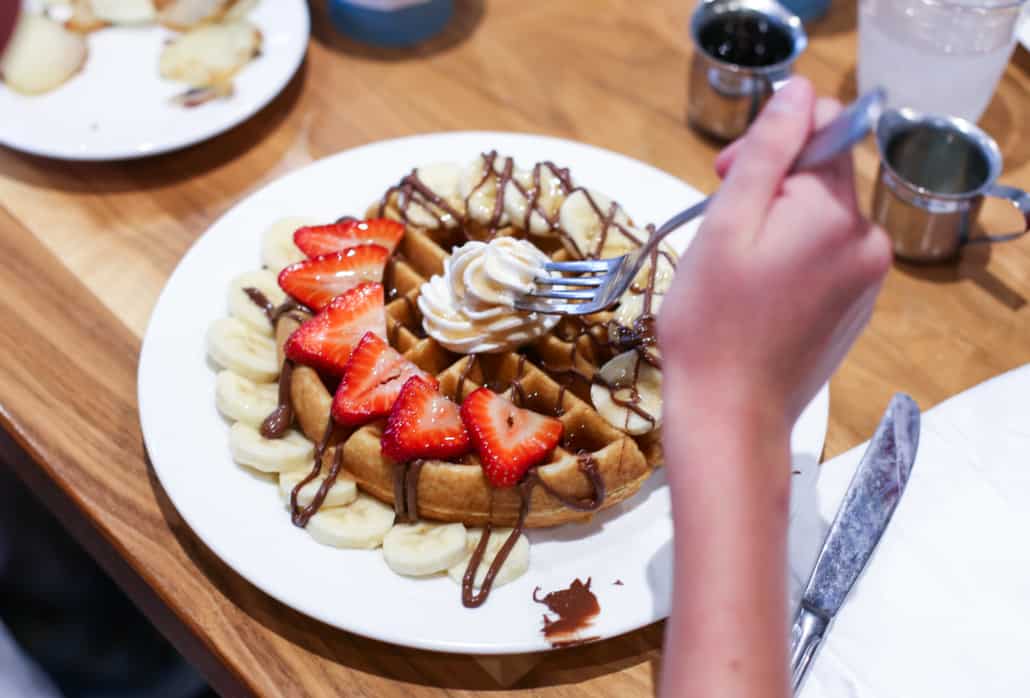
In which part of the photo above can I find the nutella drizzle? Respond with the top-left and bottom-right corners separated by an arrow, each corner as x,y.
507,354 -> 528,406
289,417 -> 341,528
244,287 -> 312,326
260,359 -> 295,439
243,289 -> 312,440
532,578 -> 600,647
532,453 -> 605,512
379,171 -> 463,228
392,459 -> 425,523
462,478 -> 534,608
454,354 -> 479,403
244,287 -> 276,320
593,372 -> 658,429
461,455 -> 605,608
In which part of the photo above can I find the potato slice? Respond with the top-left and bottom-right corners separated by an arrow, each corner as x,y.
1,14 -> 88,94
155,0 -> 231,30
159,19 -> 261,88
65,0 -> 107,32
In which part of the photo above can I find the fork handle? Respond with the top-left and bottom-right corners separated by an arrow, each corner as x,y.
632,197 -> 711,265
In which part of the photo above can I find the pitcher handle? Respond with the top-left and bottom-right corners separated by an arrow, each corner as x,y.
966,184 -> 1030,245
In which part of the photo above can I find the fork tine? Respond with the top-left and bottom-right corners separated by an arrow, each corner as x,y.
514,297 -> 597,315
527,288 -> 598,301
543,259 -> 611,273
533,275 -> 604,287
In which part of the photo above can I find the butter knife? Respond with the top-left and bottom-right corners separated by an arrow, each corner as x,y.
790,393 -> 921,694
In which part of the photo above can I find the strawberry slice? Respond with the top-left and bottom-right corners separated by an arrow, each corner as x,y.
294,219 -> 405,258
278,245 -> 389,312
284,282 -> 386,376
460,388 -> 564,488
382,376 -> 471,461
332,332 -> 438,426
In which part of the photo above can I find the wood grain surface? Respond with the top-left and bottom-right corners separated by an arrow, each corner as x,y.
1,1 -> 1029,695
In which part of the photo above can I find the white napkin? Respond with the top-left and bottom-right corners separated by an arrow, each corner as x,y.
789,364 -> 1030,697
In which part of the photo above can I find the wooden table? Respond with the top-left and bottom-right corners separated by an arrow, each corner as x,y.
2,1 -> 1028,695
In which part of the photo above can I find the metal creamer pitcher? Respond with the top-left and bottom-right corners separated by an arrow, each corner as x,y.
688,0 -> 807,141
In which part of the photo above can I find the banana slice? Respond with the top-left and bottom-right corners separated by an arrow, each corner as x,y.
405,162 -> 463,229
159,19 -> 261,88
89,0 -> 155,24
614,290 -> 665,331
306,494 -> 396,550
229,422 -> 313,473
459,154 -> 509,228
447,527 -> 530,589
631,246 -> 677,291
278,469 -> 358,510
591,350 -> 663,435
1,14 -> 87,95
382,521 -> 468,577
227,269 -> 286,336
207,316 -> 278,382
613,245 -> 677,330
214,370 -> 278,427
260,216 -> 316,274
558,189 -> 644,259
520,164 -> 568,236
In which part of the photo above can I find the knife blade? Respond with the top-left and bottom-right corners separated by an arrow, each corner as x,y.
789,392 -> 921,694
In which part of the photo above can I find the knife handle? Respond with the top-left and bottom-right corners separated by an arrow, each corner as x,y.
789,606 -> 828,695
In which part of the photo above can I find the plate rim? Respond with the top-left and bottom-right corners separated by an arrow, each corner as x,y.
138,130 -> 831,654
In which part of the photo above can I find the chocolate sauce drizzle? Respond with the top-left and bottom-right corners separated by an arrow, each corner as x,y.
462,478 -> 534,608
289,417 -> 342,528
392,460 -> 425,523
454,354 -> 479,403
377,171 -> 463,229
261,359 -> 295,438
243,287 -> 311,326
461,455 -> 604,608
376,151 -> 579,244
242,289 -> 318,441
532,577 -> 600,647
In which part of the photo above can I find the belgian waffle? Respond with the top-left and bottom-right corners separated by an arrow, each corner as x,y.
280,152 -> 673,528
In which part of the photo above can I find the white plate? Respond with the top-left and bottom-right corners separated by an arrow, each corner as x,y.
1019,6 -> 1030,52
0,0 -> 308,161
139,132 -> 830,654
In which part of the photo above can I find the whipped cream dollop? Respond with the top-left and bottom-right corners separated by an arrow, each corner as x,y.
418,238 -> 560,353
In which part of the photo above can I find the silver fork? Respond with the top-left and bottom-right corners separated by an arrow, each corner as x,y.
514,88 -> 886,316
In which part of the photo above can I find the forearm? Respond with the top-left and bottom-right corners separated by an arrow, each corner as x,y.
659,372 -> 793,698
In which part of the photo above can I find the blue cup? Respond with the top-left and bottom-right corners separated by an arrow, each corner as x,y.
328,0 -> 454,47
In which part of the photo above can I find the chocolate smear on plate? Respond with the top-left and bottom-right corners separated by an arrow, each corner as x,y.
532,577 -> 600,647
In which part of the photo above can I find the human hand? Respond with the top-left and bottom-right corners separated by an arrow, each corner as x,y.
658,77 -> 891,437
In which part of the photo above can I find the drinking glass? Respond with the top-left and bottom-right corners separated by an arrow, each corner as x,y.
857,0 -> 1026,123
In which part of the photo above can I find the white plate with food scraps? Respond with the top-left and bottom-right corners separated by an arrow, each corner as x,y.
138,132 -> 830,654
0,0 -> 308,161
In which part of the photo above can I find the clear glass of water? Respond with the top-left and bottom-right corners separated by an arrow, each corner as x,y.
858,0 -> 1026,123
